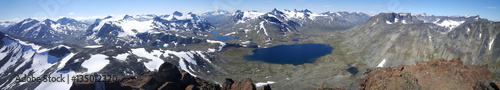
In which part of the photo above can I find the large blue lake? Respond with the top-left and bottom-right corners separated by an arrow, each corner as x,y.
213,35 -> 239,41
243,43 -> 333,65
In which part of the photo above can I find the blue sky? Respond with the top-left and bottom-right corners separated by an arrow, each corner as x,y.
1,0 -> 499,21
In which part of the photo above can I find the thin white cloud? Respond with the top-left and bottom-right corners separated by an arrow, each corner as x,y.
68,12 -> 75,15
1,18 -> 22,22
486,7 -> 497,9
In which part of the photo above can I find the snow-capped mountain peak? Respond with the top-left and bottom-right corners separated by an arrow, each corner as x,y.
56,17 -> 78,25
84,12 -> 214,46
414,13 -> 487,33
2,17 -> 89,42
202,9 -> 230,16
0,21 -> 17,30
231,10 -> 266,23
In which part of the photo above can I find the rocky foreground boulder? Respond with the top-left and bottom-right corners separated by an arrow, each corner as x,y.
69,62 -> 271,90
359,58 -> 500,90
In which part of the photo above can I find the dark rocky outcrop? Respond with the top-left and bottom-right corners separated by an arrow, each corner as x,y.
222,78 -> 235,90
157,62 -> 182,83
261,85 -> 271,90
69,62 -> 268,90
359,58 -> 499,90
157,82 -> 182,90
222,78 -> 256,90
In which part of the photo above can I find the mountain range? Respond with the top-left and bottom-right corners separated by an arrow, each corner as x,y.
0,9 -> 499,90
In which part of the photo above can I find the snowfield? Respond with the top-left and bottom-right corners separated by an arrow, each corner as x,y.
81,54 -> 109,73
435,20 -> 465,30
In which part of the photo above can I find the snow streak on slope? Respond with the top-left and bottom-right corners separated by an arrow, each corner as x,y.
490,39 -> 495,51
386,21 -> 393,24
255,81 -> 276,87
260,21 -> 268,36
377,59 -> 386,67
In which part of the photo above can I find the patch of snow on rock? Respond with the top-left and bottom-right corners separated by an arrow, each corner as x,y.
84,45 -> 102,48
81,54 -> 109,73
255,81 -> 275,87
489,39 -> 495,51
115,53 -> 129,61
377,59 -> 386,67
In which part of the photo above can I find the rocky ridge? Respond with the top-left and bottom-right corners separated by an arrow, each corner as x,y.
359,58 -> 499,90
69,62 -> 271,90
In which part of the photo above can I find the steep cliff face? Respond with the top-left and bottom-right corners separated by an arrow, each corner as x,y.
360,58 -> 499,90
341,12 -> 500,70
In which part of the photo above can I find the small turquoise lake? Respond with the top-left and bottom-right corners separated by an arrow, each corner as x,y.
243,43 -> 333,65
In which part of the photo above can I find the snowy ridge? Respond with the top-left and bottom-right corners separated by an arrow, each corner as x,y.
3,18 -> 88,41
1,33 -> 219,89
435,20 -> 465,30
86,12 -> 214,46
0,21 -> 16,30
281,9 -> 326,20
0,35 -> 73,89
243,11 -> 266,20
234,10 -> 266,23
202,10 -> 230,16
414,13 -> 485,33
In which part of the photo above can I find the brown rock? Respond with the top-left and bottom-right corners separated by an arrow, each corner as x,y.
185,85 -> 200,90
69,62 -> 234,90
231,78 -> 256,90
222,78 -> 235,90
360,58 -> 496,90
119,71 -> 159,89
195,77 -> 221,90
